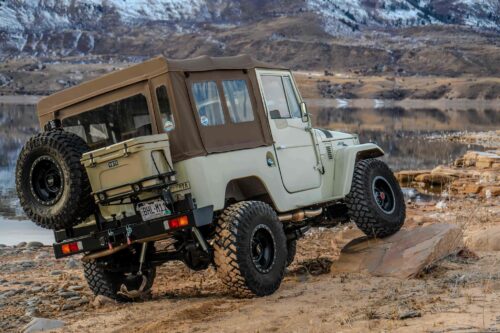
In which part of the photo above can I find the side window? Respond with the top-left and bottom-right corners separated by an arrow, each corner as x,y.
156,85 -> 175,132
222,80 -> 254,123
283,76 -> 301,118
260,75 -> 290,119
192,81 -> 225,127
62,94 -> 152,149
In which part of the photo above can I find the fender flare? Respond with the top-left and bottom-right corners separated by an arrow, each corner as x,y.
332,143 -> 384,197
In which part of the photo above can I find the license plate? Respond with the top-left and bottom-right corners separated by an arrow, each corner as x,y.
137,199 -> 170,221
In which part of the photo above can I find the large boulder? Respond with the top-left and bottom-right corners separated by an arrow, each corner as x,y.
332,224 -> 464,278
465,226 -> 500,251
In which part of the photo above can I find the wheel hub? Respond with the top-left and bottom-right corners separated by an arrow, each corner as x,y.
372,176 -> 396,214
250,224 -> 276,274
29,155 -> 64,205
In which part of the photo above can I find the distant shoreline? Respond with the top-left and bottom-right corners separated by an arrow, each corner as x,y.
0,95 -> 42,104
0,217 -> 54,246
1,94 -> 498,110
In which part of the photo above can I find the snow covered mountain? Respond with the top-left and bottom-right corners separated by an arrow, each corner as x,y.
308,0 -> 499,35
0,0 -> 498,60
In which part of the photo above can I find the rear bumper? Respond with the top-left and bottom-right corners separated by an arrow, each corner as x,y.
52,205 -> 213,259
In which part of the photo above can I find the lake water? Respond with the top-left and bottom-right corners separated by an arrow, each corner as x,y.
0,97 -> 498,245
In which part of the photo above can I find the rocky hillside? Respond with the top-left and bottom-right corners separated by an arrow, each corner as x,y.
0,1 -> 498,75
309,0 -> 500,34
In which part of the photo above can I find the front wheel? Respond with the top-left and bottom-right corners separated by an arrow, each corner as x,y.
345,159 -> 405,238
213,201 -> 287,298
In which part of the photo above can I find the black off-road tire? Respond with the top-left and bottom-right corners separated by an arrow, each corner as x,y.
83,257 -> 156,302
345,159 -> 405,238
286,239 -> 297,267
214,201 -> 287,298
16,130 -> 94,230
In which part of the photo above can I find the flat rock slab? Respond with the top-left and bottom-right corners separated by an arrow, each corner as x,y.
465,226 -> 500,251
332,224 -> 464,278
22,317 -> 65,333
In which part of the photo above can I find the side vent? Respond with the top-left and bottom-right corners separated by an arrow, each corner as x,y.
326,146 -> 333,160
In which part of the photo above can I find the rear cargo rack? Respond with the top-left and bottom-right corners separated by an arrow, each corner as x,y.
94,171 -> 176,205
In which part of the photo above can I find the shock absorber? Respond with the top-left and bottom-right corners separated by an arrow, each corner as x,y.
138,242 -> 148,275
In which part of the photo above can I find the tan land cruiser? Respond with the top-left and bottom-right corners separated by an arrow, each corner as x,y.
16,55 -> 405,300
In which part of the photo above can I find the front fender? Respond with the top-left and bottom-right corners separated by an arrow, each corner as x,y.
332,143 -> 384,197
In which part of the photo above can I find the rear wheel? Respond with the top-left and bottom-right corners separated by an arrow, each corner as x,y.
345,159 -> 405,238
16,130 -> 94,230
214,201 -> 287,298
83,247 -> 156,302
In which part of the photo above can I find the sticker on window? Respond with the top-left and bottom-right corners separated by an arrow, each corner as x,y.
200,115 -> 209,126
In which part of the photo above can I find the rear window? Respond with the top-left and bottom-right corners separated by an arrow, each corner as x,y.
192,81 -> 225,127
62,94 -> 152,149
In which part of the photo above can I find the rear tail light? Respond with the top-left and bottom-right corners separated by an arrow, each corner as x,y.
168,216 -> 189,229
61,241 -> 83,255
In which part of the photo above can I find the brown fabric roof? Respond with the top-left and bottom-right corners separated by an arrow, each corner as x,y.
37,55 -> 284,163
165,54 -> 285,72
37,55 -> 283,118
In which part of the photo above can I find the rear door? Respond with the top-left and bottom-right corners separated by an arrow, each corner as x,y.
257,70 -> 321,193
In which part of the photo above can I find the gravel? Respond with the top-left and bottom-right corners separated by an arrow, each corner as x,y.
58,291 -> 80,299
16,242 -> 27,248
65,258 -> 79,269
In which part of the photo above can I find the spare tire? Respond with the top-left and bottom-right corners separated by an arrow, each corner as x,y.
16,130 -> 95,230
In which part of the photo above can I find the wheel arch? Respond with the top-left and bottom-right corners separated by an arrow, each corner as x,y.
332,143 -> 384,197
224,176 -> 277,210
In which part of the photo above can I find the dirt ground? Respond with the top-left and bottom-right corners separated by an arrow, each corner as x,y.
0,195 -> 499,333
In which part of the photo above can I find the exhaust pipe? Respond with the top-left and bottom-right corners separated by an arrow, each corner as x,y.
278,207 -> 322,222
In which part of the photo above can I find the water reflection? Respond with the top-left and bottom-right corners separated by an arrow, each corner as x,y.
309,104 -> 498,170
0,99 -> 498,243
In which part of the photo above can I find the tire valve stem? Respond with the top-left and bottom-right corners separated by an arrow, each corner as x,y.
138,242 -> 148,276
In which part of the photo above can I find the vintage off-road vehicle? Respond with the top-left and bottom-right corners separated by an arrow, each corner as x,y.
16,55 -> 405,300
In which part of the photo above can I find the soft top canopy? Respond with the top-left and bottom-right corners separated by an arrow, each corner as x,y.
38,55 -> 287,162
37,55 -> 283,117
166,54 -> 285,72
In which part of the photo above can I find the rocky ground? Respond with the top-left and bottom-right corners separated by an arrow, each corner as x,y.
1,146 -> 499,333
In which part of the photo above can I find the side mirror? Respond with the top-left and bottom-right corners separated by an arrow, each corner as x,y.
300,102 -> 309,122
269,109 -> 281,119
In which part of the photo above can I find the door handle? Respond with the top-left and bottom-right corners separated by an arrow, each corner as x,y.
276,145 -> 287,150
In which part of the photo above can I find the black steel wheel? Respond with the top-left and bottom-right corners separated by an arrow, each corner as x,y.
29,155 -> 64,205
251,224 -> 276,273
214,201 -> 287,298
345,159 -> 405,238
372,176 -> 396,214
